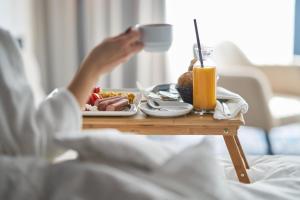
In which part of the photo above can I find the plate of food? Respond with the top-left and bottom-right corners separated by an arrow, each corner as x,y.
82,87 -> 142,116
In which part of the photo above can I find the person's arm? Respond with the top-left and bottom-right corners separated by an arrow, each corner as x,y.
68,28 -> 143,106
0,28 -> 142,157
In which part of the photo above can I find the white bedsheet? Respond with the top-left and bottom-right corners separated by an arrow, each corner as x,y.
0,139 -> 228,200
224,156 -> 300,200
1,131 -> 300,200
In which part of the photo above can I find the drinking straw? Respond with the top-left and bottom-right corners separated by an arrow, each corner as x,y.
193,19 -> 204,68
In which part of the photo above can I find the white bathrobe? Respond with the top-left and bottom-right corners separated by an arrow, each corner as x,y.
0,28 -> 81,157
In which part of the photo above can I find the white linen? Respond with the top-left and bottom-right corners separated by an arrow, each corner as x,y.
214,87 -> 249,120
0,28 -> 82,157
225,156 -> 300,200
1,130 -> 300,200
0,137 -> 229,200
55,129 -> 175,170
56,130 -> 300,200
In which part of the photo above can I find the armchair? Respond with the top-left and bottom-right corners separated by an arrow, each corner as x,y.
213,41 -> 300,154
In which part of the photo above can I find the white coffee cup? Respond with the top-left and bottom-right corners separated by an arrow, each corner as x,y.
136,24 -> 173,52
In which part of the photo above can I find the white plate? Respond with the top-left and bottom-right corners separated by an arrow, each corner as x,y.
139,101 -> 193,117
82,104 -> 138,116
82,89 -> 142,117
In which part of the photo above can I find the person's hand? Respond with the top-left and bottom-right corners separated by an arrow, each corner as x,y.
68,27 -> 144,106
83,28 -> 143,74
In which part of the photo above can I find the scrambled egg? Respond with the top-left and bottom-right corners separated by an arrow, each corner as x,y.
100,91 -> 135,104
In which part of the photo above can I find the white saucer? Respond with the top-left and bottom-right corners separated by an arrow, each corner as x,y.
139,101 -> 193,117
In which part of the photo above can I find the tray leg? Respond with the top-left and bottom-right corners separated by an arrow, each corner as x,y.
234,135 -> 250,169
223,135 -> 250,183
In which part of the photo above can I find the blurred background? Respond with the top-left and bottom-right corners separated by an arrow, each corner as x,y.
0,0 -> 299,155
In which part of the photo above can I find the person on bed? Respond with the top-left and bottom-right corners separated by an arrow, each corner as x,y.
0,27 -> 143,156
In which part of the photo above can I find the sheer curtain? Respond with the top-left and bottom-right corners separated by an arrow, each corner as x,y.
31,0 -> 168,92
166,0 -> 295,83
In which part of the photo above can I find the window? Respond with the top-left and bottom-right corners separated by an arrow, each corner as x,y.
166,0 -> 295,82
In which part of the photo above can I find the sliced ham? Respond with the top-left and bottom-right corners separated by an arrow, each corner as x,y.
106,99 -> 129,111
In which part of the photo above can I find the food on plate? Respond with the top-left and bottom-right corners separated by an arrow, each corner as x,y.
93,87 -> 101,93
100,91 -> 121,98
87,93 -> 102,106
94,96 -> 120,107
98,96 -> 127,111
127,93 -> 135,104
84,87 -> 136,111
100,91 -> 135,104
85,104 -> 98,111
106,98 -> 129,111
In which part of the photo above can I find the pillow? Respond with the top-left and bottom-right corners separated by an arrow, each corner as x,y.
55,129 -> 174,170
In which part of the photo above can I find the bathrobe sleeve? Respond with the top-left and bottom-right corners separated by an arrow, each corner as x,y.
0,28 -> 82,157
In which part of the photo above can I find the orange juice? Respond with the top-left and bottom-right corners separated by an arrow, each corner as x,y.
193,66 -> 216,112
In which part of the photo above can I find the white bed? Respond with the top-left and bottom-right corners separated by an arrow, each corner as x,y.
223,156 -> 300,200
1,130 -> 300,200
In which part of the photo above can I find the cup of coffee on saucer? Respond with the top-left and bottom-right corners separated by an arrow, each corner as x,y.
136,24 -> 173,52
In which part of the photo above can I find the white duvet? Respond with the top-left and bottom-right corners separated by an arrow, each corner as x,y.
225,156 -> 300,200
1,130 -> 300,200
0,135 -> 227,200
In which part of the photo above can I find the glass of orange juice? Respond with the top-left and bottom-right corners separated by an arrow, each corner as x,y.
193,46 -> 217,114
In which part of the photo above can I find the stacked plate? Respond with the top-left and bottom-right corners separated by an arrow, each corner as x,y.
139,99 -> 193,117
